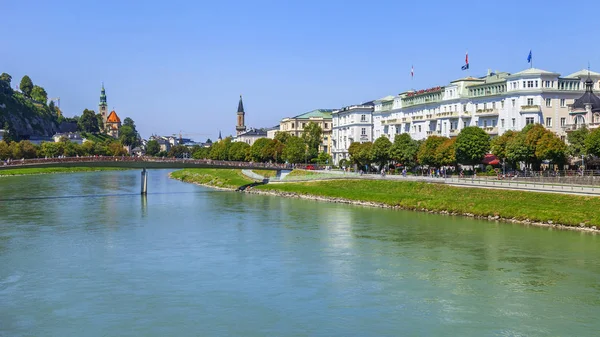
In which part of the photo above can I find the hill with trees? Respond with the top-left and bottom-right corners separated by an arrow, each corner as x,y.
0,72 -> 60,139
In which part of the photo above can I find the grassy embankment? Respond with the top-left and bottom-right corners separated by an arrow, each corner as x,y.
171,168 -> 254,189
0,167 -> 128,176
171,168 -> 600,227
285,169 -> 322,177
251,169 -> 277,178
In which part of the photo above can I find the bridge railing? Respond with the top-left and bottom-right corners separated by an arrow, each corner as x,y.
1,156 -> 294,170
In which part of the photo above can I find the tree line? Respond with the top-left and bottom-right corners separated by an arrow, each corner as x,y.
345,124 -> 600,172
145,122 -> 332,164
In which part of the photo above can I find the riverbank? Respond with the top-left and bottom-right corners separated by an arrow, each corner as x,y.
170,168 -> 600,232
0,166 -> 129,176
169,168 -> 253,190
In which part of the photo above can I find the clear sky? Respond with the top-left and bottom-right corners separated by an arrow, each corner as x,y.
3,0 -> 599,140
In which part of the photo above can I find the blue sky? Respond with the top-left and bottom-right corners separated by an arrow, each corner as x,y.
3,0 -> 599,140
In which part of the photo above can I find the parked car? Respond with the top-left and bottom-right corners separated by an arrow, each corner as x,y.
306,165 -> 315,170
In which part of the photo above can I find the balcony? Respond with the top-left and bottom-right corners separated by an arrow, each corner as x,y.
475,108 -> 499,117
424,114 -> 435,120
402,117 -> 408,122
520,105 -> 541,113
413,115 -> 424,121
436,111 -> 458,118
426,130 -> 441,136
449,129 -> 459,137
483,126 -> 498,135
563,123 -> 600,132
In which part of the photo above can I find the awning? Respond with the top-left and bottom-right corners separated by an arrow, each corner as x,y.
482,154 -> 500,166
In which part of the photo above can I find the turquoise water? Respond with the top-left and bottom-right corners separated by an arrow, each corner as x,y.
1,170 -> 599,336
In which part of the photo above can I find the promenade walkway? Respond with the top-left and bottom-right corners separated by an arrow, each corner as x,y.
284,170 -> 600,197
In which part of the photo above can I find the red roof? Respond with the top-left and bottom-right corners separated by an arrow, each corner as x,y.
106,110 -> 121,123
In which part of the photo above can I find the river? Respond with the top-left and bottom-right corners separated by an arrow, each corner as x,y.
1,170 -> 599,336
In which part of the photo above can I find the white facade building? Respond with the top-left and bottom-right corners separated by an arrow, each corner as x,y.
331,103 -> 374,165
373,68 -> 600,142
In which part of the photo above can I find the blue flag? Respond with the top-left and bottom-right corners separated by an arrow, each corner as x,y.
527,50 -> 532,63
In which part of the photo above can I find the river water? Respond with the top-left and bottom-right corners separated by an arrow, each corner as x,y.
1,170 -> 599,336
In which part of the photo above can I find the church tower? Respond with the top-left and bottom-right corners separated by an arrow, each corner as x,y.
99,83 -> 108,129
236,95 -> 247,135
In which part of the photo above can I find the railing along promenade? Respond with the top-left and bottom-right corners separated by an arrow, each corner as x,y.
0,156 -> 297,170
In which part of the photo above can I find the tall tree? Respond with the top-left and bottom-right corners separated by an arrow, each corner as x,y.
455,126 -> 490,165
567,126 -> 589,158
435,138 -> 457,167
31,85 -> 48,104
48,100 -> 56,112
228,141 -> 250,161
78,109 -> 100,133
2,121 -> 17,142
146,140 -> 160,156
119,125 -> 138,147
249,138 -> 271,162
0,141 -> 10,159
372,136 -> 392,169
536,132 -> 567,167
19,75 -> 33,97
585,127 -> 600,158
0,73 -> 11,84
209,137 -> 232,160
348,142 -> 373,168
168,145 -> 190,158
261,139 -> 284,163
282,136 -> 306,163
505,131 -> 532,169
389,133 -> 419,168
301,122 -> 322,160
418,136 -> 447,167
123,117 -> 136,130
274,131 -> 291,144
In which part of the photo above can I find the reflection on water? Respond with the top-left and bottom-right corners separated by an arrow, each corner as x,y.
0,170 -> 599,336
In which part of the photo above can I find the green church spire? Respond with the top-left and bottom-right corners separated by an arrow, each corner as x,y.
100,83 -> 107,106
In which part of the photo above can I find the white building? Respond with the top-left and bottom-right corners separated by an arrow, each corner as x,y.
52,132 -> 86,144
373,68 -> 600,142
331,103 -> 374,165
233,128 -> 267,146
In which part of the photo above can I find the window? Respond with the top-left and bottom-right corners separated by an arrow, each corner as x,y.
546,117 -> 552,127
526,117 -> 535,125
492,102 -> 496,109
512,99 -> 516,107
463,104 -> 467,112
501,100 -> 505,108
324,123 -> 328,128
561,117 -> 566,127
535,80 -> 538,87
560,99 -> 566,107
463,121 -> 467,128
492,119 -> 496,127
475,104 -> 479,110
454,105 -> 457,112
418,125 -> 422,132
360,114 -> 366,122
545,98 -> 551,107
291,123 -> 295,128
527,98 -> 534,106
527,80 -> 534,88
501,119 -> 505,128
361,128 -> 366,135
483,103 -> 487,110
522,81 -> 526,88
512,118 -> 516,127
302,123 -> 306,128
483,120 -> 488,127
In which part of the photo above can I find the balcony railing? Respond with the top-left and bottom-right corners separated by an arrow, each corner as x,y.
520,105 -> 541,113
483,126 -> 498,135
436,111 -> 458,118
449,129 -> 459,136
475,108 -> 499,116
426,130 -> 441,135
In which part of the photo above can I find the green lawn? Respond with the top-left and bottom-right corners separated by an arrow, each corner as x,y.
255,179 -> 600,227
0,167 -> 128,176
251,169 -> 277,178
285,169 -> 323,177
171,169 -> 254,189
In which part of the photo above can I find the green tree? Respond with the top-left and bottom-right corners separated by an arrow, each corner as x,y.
505,131 -> 532,169
491,130 -> 517,163
249,138 -> 271,162
123,117 -> 136,130
282,136 -> 306,163
192,146 -> 211,159
435,138 -> 457,167
18,140 -> 38,159
96,114 -> 104,131
585,127 -> 600,158
0,141 -> 10,159
146,140 -> 160,156
349,142 -> 373,168
316,152 -> 332,165
168,144 -> 190,158
31,85 -> 48,104
301,122 -> 322,160
523,124 -> 552,170
63,142 -> 81,157
274,131 -> 291,144
107,141 -> 128,156
81,141 -> 95,156
0,73 -> 11,84
19,75 -> 33,97
2,121 -> 17,142
9,142 -> 22,159
418,136 -> 447,167
536,132 -> 567,167
40,142 -> 61,158
119,125 -> 137,147
48,100 -> 56,113
567,126 -> 589,158
455,126 -> 490,166
228,141 -> 250,161
209,137 -> 232,160
389,133 -> 419,168
372,136 -> 392,168
261,139 -> 284,163
78,109 -> 100,133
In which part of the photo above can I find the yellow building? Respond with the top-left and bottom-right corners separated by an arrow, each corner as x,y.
278,109 -> 333,154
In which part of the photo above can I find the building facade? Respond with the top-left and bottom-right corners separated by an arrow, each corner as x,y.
98,83 -> 108,129
236,95 -> 247,136
278,109 -> 333,154
234,128 -> 268,146
372,68 -> 600,142
105,110 -> 122,138
331,103 -> 374,165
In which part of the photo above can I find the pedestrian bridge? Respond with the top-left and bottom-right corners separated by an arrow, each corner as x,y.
0,156 -> 291,171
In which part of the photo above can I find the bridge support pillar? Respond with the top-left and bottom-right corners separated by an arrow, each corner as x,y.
141,168 -> 148,195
